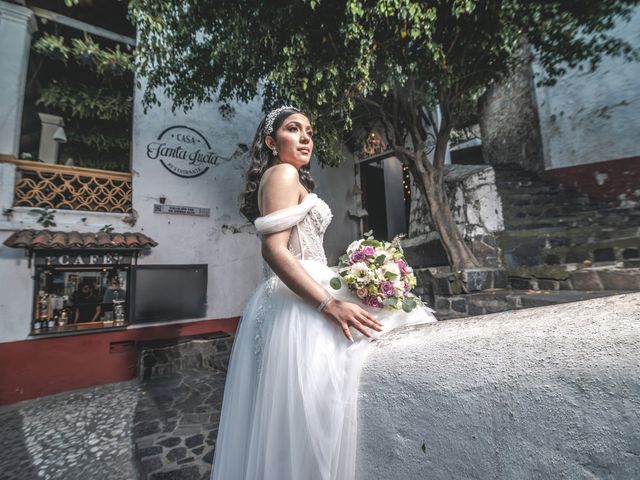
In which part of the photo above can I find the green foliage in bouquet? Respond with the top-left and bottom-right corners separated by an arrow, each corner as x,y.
331,230 -> 423,312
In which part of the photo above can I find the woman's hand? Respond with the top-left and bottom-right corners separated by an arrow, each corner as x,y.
322,299 -> 383,342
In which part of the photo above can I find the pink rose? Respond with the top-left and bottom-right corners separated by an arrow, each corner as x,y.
396,260 -> 409,274
380,281 -> 395,297
356,287 -> 367,299
364,295 -> 383,308
349,249 -> 366,263
362,246 -> 375,256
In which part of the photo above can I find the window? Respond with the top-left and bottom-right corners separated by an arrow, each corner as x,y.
19,2 -> 135,172
33,252 -> 132,334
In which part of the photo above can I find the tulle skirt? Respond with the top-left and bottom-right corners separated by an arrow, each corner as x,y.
211,259 -> 437,480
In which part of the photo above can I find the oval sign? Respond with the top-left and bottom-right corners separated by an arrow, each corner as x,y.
146,126 -> 225,178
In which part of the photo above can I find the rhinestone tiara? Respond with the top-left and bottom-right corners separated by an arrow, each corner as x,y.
263,105 -> 300,136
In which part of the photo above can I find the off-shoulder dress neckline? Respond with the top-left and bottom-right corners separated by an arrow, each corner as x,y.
256,193 -> 316,221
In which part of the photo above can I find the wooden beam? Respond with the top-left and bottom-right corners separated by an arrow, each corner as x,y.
0,157 -> 132,181
30,6 -> 136,46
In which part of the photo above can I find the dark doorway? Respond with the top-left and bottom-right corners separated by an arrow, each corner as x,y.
360,155 -> 410,241
361,160 -> 388,241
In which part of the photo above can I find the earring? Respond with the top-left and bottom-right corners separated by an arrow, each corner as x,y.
273,149 -> 278,157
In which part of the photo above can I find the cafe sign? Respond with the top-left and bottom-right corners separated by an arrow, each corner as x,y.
35,252 -> 134,267
146,125 -> 228,178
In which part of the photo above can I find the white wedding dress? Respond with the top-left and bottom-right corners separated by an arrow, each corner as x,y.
211,193 -> 436,480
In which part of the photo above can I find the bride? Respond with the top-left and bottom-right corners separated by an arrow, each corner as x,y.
211,106 -> 436,480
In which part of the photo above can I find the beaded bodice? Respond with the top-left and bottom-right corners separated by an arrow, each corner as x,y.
287,197 -> 332,264
254,194 -> 333,275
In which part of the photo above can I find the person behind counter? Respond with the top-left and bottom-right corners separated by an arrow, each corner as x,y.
73,280 -> 101,323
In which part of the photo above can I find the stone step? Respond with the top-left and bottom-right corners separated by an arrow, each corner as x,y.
507,265 -> 640,291
540,239 -> 640,266
414,267 -> 508,296
504,205 -> 640,222
499,225 -> 640,244
504,193 -> 592,207
504,203 -> 621,220
505,210 -> 640,230
493,168 -> 545,181
432,288 -> 626,319
499,233 -> 640,268
497,184 -> 566,195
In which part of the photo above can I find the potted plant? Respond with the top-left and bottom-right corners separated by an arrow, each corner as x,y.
32,34 -> 70,63
97,46 -> 133,76
71,34 -> 102,66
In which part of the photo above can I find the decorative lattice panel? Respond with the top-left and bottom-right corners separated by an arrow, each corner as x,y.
10,160 -> 132,213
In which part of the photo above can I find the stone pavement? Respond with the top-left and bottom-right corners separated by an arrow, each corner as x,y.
0,381 -> 141,480
133,369 -> 226,480
0,369 -> 227,480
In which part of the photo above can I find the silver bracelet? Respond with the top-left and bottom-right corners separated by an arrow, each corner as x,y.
317,293 -> 333,312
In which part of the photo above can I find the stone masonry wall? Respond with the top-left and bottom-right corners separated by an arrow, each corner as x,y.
406,165 -> 504,267
478,47 -> 545,174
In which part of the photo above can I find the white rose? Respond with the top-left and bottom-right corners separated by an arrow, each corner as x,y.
381,262 -> 400,278
351,262 -> 374,282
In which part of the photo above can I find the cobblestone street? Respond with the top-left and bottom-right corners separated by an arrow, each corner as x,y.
0,369 -> 226,480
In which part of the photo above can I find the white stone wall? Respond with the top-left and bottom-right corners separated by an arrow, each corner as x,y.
533,7 -> 640,170
357,292 -> 640,479
409,165 -> 504,239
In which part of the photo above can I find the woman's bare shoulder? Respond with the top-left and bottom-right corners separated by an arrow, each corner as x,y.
258,164 -> 303,215
261,163 -> 299,184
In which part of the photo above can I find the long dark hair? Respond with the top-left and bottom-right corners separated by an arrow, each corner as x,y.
240,108 -> 315,222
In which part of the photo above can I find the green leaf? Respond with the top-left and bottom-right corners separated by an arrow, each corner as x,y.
375,254 -> 386,266
330,277 -> 342,289
383,297 -> 398,306
402,298 -> 417,312
361,240 -> 380,247
384,271 -> 399,280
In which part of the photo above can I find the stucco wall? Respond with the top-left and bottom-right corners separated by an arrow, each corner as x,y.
357,292 -> 640,479
130,89 -> 265,321
533,8 -> 640,170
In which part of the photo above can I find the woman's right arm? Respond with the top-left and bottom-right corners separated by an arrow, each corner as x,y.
260,164 -> 382,341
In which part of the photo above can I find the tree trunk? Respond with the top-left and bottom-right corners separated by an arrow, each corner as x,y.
406,160 -> 481,272
399,94 -> 481,272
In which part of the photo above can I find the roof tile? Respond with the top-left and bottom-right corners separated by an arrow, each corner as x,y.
3,230 -> 158,250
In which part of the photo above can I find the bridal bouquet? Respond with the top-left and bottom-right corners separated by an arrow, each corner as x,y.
330,231 -> 423,312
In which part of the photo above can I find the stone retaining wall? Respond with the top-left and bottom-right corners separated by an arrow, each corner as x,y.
138,333 -> 233,381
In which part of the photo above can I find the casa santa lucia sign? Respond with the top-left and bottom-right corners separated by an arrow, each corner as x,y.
146,125 -> 228,178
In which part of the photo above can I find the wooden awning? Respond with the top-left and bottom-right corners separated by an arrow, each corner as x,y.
3,230 -> 158,250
